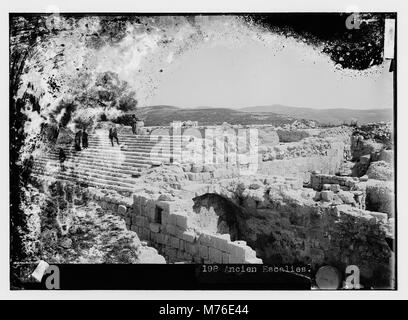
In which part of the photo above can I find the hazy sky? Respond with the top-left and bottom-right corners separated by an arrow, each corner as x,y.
151,39 -> 393,110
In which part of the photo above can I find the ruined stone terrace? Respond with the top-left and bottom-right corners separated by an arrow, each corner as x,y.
30,122 -> 395,286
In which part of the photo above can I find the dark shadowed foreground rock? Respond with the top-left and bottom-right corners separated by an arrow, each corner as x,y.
38,196 -> 165,264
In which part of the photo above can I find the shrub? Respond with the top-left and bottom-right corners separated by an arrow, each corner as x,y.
113,114 -> 134,126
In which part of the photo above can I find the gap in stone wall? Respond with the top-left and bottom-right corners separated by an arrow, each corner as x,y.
192,193 -> 244,241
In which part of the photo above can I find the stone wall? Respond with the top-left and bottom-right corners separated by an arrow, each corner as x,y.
351,135 -> 385,161
33,173 -> 393,286
310,172 -> 361,191
183,163 -> 242,182
259,139 -> 345,183
181,178 -> 393,286
276,129 -> 310,142
122,192 -> 262,264
232,185 -> 393,287
259,154 -> 342,184
366,179 -> 394,217
310,172 -> 394,217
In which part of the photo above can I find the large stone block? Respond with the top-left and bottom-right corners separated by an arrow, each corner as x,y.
161,210 -> 169,225
150,232 -> 157,243
228,255 -> 245,264
140,203 -> 149,217
338,191 -> 356,205
147,206 -> 157,222
201,172 -> 211,181
141,228 -> 150,240
186,243 -> 198,256
175,213 -> 188,230
203,164 -> 215,172
135,216 -> 147,227
149,222 -> 161,233
167,248 -> 177,260
164,234 -> 171,246
176,250 -> 185,261
181,230 -> 197,243
137,227 -> 143,236
245,257 -> 263,264
179,239 -> 185,251
198,231 -> 213,246
330,184 -> 341,193
322,184 -> 331,191
168,213 -> 178,225
209,247 -> 223,264
191,164 -> 203,173
166,224 -> 177,236
210,234 -> 231,252
379,149 -> 393,164
321,190 -> 334,202
367,211 -> 388,223
184,252 -> 193,262
212,169 -> 224,178
117,204 -> 127,216
222,252 -> 230,264
133,202 -> 141,216
175,227 -> 186,239
170,236 -> 180,249
199,245 -> 209,259
228,241 -> 256,261
156,233 -> 166,244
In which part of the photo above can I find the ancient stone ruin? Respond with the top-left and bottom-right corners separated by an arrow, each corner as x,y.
30,121 -> 394,288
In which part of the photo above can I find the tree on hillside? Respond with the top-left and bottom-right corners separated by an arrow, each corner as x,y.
9,15 -> 137,267
50,70 -> 138,129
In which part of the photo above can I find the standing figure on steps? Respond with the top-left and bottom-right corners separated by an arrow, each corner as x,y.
74,130 -> 82,151
109,125 -> 120,146
131,114 -> 139,135
82,129 -> 88,149
59,148 -> 66,171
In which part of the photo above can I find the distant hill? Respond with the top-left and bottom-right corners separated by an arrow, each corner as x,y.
136,105 -> 301,127
240,105 -> 393,125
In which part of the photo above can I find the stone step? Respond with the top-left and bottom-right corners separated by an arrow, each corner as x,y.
54,146 -> 179,158
31,172 -> 135,194
35,158 -> 139,179
32,166 -> 137,189
33,162 -> 137,185
38,154 -> 152,171
91,134 -> 188,141
86,140 -> 185,149
46,151 -> 168,165
87,137 -> 181,143
83,144 -> 191,152
88,134 -> 193,142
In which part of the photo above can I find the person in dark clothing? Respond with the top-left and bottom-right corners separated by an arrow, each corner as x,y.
74,130 -> 82,151
131,114 -> 139,135
109,126 -> 120,146
59,148 -> 66,171
82,129 -> 88,149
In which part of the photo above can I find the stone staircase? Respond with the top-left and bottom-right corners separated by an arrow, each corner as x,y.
32,129 -> 184,193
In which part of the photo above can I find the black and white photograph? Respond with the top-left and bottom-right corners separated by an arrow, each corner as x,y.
6,2 -> 402,298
